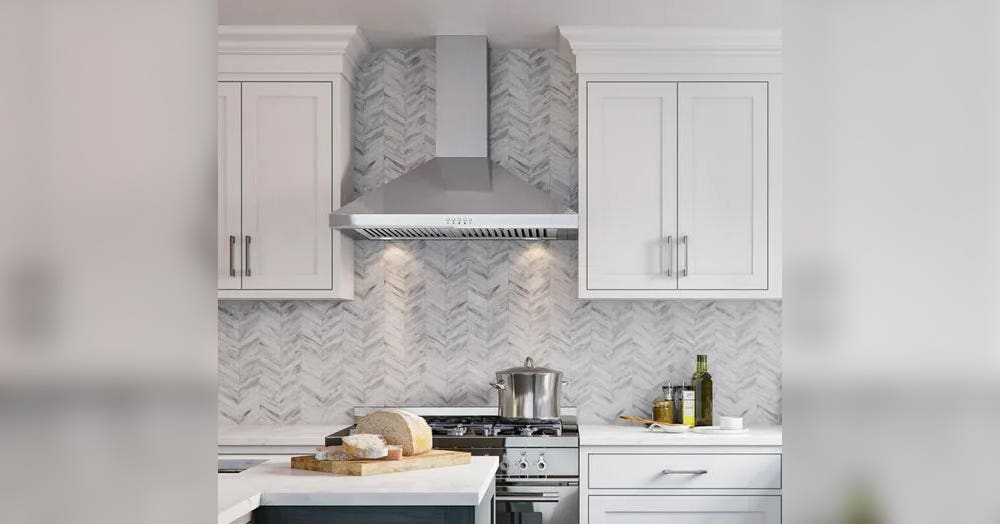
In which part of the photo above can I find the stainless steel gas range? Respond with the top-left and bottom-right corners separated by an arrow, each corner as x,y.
326,407 -> 580,524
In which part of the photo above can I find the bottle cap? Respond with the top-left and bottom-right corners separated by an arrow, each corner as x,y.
697,354 -> 707,362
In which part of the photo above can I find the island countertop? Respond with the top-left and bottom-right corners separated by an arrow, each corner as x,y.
219,456 -> 498,524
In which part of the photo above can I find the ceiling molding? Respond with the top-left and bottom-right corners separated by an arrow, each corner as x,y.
559,26 -> 782,74
218,26 -> 370,82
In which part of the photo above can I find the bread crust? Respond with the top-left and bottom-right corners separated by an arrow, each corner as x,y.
356,409 -> 433,456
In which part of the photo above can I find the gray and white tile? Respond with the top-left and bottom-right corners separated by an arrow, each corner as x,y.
218,48 -> 782,426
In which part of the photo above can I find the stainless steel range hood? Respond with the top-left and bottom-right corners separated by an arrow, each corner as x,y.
330,36 -> 578,240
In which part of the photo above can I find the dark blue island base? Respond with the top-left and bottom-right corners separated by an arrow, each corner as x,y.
253,483 -> 495,524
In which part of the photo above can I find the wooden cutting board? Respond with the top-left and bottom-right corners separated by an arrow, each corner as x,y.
290,448 -> 472,476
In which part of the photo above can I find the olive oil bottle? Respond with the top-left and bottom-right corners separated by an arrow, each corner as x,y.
692,354 -> 713,426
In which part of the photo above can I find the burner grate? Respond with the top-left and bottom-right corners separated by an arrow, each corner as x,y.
423,415 -> 566,437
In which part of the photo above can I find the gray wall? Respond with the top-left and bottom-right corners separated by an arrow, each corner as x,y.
218,49 -> 781,426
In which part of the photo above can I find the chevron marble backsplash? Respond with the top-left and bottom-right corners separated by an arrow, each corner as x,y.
218,49 -> 782,426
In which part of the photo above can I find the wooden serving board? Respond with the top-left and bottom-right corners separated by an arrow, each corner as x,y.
291,448 -> 472,476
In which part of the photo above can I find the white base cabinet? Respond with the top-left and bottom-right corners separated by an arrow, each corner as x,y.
579,446 -> 782,523
590,495 -> 780,524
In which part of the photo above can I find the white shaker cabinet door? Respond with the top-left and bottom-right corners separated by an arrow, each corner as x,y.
589,495 -> 780,524
218,82 -> 243,290
584,82 -> 678,291
677,82 -> 768,290
240,82 -> 333,290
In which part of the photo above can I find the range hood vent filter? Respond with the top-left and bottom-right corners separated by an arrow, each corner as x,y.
357,227 -> 559,240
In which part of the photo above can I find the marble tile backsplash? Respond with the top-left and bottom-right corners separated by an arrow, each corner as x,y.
218,49 -> 781,426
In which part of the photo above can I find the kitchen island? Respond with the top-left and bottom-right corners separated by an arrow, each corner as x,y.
219,456 -> 497,524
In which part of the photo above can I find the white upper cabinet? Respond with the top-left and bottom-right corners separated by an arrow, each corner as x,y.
677,82 -> 768,290
564,27 -> 781,299
240,82 -> 333,291
217,82 -> 242,290
585,82 -> 677,291
217,26 -> 367,300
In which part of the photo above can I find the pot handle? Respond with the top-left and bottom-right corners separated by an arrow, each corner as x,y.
561,378 -> 571,386
489,380 -> 507,391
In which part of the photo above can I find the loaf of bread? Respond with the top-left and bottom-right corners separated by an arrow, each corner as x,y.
356,409 -> 433,456
342,433 -> 388,459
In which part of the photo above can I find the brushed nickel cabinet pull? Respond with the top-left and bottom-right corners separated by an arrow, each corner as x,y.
665,235 -> 674,277
244,236 -> 251,277
228,235 -> 236,277
680,235 -> 689,277
662,469 -> 707,475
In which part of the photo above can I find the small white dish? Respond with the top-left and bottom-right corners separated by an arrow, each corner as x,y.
649,423 -> 691,433
719,416 -> 744,430
692,426 -> 749,435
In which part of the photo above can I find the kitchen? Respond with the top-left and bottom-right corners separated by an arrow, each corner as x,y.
6,2 -> 999,524
217,4 -> 782,523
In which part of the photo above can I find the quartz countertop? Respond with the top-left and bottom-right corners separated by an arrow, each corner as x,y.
218,424 -> 348,447
218,456 -> 498,524
579,424 -> 782,447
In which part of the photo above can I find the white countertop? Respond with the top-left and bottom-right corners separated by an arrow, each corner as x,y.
218,456 -> 498,524
579,424 -> 782,447
219,424 -> 348,446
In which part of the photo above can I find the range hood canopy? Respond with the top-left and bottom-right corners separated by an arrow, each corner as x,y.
330,35 -> 577,240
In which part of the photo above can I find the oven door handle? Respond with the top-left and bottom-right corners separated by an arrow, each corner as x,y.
496,478 -> 579,486
496,492 -> 561,503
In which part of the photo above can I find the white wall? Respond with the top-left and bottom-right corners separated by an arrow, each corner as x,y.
0,2 -> 218,524
784,1 -> 1000,522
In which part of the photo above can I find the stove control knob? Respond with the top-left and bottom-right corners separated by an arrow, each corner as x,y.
499,457 -> 509,472
518,459 -> 529,471
536,458 -> 547,471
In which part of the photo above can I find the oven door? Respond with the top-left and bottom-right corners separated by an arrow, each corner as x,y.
495,478 -> 579,524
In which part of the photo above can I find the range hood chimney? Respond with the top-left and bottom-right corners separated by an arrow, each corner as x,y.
330,36 -> 578,240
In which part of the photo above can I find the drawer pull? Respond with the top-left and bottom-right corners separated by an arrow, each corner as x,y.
662,469 -> 708,475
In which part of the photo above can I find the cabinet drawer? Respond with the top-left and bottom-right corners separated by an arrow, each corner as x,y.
589,495 -> 781,524
588,453 -> 780,489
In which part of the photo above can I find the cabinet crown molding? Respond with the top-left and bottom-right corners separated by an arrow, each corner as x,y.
559,26 -> 781,74
218,25 -> 370,81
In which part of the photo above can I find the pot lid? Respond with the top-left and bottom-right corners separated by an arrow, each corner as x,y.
497,357 -> 561,375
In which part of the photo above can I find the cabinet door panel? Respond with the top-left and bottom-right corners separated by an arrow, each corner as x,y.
678,82 -> 768,290
586,82 -> 677,290
241,82 -> 333,290
590,495 -> 780,524
218,82 -> 242,290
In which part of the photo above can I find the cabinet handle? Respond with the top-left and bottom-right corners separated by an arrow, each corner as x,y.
680,235 -> 689,277
665,235 -> 674,277
228,235 -> 236,277
662,469 -> 707,475
244,236 -> 251,277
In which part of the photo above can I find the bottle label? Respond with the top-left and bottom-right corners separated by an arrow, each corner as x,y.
682,390 -> 695,426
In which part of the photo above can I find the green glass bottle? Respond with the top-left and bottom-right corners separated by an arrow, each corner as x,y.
692,354 -> 713,427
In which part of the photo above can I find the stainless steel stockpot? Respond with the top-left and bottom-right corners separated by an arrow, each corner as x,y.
490,357 -> 567,421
